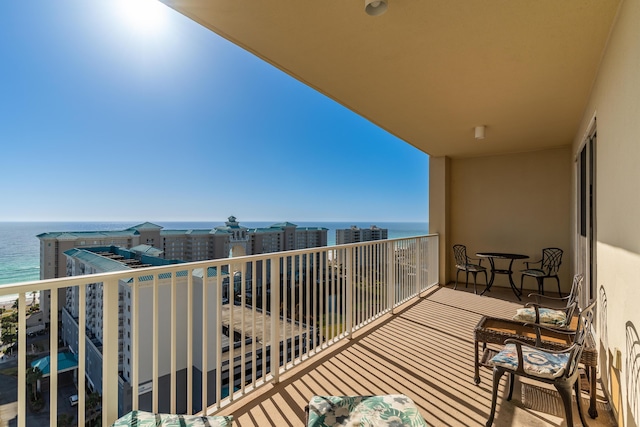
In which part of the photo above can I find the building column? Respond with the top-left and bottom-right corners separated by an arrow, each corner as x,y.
429,156 -> 451,286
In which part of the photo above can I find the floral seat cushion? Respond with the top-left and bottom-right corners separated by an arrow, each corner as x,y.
306,394 -> 428,427
111,410 -> 233,427
513,307 -> 567,327
490,343 -> 570,379
521,268 -> 546,277
457,263 -> 485,272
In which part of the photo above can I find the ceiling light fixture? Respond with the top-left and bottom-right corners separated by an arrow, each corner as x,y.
474,125 -> 486,140
365,0 -> 388,16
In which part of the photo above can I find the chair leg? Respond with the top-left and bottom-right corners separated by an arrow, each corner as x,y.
465,271 -> 470,288
574,378 -> 589,427
486,368 -> 505,427
506,373 -> 515,401
454,270 -> 460,290
537,277 -> 544,295
555,381 -> 574,427
555,276 -> 562,297
472,272 -> 478,294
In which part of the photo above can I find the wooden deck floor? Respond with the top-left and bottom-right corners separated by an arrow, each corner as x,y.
219,285 -> 616,427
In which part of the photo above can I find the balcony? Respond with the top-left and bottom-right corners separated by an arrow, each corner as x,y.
0,236 -> 614,426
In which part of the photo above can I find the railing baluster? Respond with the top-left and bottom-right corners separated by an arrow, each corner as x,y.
270,256 -> 280,383
78,285 -> 86,427
102,278 -> 119,425
17,293 -> 26,427
49,289 -> 58,427
202,267 -> 208,413
170,272 -> 177,413
282,256 -> 288,368
227,262 -> 234,402
214,266 -> 222,412
261,259 -> 267,386
152,274 -> 159,413
132,278 -> 139,411
240,261 -> 246,394
251,261 -> 257,386
187,270 -> 193,413
346,247 -> 353,338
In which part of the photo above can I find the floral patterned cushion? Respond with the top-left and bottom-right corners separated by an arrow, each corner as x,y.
307,394 -> 428,427
490,343 -> 570,379
111,410 -> 233,427
513,307 -> 567,327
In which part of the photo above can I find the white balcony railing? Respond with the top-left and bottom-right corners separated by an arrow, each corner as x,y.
0,235 -> 438,427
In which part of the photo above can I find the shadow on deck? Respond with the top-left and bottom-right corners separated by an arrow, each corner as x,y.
220,285 -> 615,427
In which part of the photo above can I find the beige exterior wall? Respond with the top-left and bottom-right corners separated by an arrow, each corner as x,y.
429,156 -> 451,285
433,147 -> 573,292
572,1 -> 640,425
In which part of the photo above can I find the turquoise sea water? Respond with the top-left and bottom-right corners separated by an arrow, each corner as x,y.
0,221 -> 429,287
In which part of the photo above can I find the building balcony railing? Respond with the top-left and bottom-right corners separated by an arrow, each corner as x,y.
0,235 -> 439,427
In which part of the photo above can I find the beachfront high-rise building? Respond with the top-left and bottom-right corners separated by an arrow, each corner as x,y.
335,225 -> 388,245
37,216 -> 328,325
60,246 -> 194,414
60,245 -> 302,415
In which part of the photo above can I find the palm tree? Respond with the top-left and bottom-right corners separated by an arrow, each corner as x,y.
26,367 -> 43,400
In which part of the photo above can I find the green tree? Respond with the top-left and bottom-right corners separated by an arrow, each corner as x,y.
86,392 -> 102,426
57,414 -> 75,427
1,323 -> 17,347
26,367 -> 42,400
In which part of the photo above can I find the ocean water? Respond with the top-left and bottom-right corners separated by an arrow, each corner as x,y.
0,221 -> 429,289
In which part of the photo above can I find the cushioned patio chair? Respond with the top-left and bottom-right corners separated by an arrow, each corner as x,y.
513,273 -> 583,328
306,395 -> 428,427
485,299 -> 596,427
111,410 -> 233,426
453,244 -> 487,294
520,247 -> 563,296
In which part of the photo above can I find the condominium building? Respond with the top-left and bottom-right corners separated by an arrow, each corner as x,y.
60,246 -> 203,415
61,245 -> 303,415
38,216 -> 328,325
336,225 -> 388,245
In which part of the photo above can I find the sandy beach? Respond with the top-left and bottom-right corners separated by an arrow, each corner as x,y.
0,293 -> 39,311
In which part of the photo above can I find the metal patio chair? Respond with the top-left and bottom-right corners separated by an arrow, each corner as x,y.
520,247 -> 563,296
513,273 -> 583,329
453,244 -> 487,294
485,299 -> 597,427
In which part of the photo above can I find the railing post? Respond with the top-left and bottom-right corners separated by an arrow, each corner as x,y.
17,293 -> 26,427
49,289 -> 59,427
270,256 -> 281,384
387,241 -> 395,314
78,285 -> 86,427
416,238 -> 422,296
434,235 -> 440,287
346,247 -> 353,338
102,278 -> 120,425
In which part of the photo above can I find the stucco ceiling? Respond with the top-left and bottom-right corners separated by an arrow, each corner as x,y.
160,0 -> 620,158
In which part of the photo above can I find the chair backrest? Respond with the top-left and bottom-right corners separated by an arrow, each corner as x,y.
453,244 -> 468,266
566,299 -> 597,377
565,274 -> 583,319
541,247 -> 563,275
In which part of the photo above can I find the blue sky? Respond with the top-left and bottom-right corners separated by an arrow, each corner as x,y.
0,0 -> 429,223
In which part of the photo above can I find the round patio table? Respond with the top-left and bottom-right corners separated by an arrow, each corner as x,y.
475,252 -> 528,300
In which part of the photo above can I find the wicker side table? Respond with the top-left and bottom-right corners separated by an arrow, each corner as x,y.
474,316 -> 598,419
